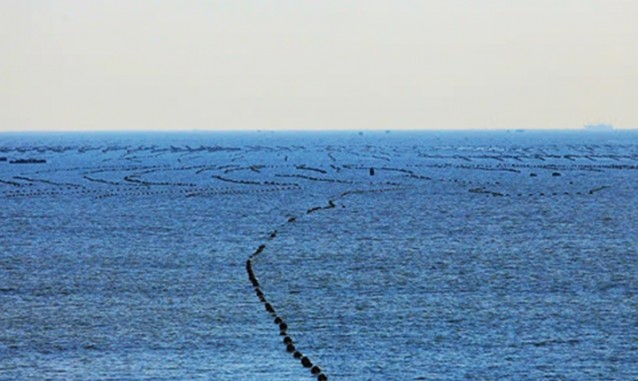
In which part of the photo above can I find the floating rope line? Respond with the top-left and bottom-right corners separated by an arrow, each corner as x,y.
245,188 -> 407,380
246,208 -> 329,381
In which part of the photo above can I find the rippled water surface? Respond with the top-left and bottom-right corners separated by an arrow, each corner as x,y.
1,131 -> 637,380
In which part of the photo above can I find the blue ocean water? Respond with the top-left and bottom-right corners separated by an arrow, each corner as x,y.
1,131 -> 637,381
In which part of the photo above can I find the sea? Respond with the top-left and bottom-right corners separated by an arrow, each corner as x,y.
1,130 -> 637,381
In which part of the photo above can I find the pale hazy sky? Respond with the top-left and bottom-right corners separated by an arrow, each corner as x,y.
1,1 -> 636,132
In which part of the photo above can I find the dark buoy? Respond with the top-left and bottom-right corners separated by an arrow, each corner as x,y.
311,366 -> 321,375
301,356 -> 313,368
283,336 -> 293,345
317,373 -> 328,381
265,303 -> 275,313
253,244 -> 266,256
293,351 -> 303,359
369,167 -> 375,176
286,344 -> 296,352
274,316 -> 283,324
279,322 -> 288,331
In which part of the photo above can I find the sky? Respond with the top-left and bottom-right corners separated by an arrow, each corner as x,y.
1,1 -> 637,132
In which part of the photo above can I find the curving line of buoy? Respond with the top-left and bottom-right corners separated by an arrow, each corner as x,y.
243,189 -> 407,380
246,248 -> 328,380
246,202 -> 340,380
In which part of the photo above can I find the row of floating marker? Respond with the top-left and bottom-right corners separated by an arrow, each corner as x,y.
243,189 -> 405,380
246,240 -> 328,381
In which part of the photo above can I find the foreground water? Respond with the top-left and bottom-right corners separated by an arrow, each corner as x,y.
1,131 -> 637,381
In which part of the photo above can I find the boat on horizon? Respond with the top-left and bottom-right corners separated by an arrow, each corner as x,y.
584,123 -> 614,131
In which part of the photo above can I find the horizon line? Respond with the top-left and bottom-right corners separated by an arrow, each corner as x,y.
1,127 -> 636,134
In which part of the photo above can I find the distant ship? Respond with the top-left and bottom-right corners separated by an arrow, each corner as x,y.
584,123 -> 613,131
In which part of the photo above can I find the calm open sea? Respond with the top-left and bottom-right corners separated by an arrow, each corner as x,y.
1,131 -> 637,380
